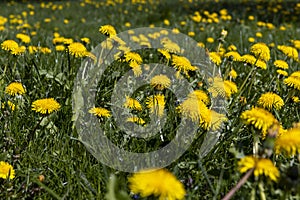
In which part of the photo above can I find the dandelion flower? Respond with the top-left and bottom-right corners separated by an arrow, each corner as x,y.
209,52 -> 222,65
124,51 -> 142,64
68,42 -> 88,58
240,54 -> 256,65
171,55 -> 197,77
257,92 -> 284,110
224,80 -> 238,98
207,77 -> 226,98
158,48 -> 171,60
5,82 -> 25,96
16,33 -> 31,43
284,71 -> 300,90
240,107 -> 278,138
126,116 -> 145,125
1,39 -> 19,51
250,42 -> 270,61
124,96 -> 142,111
292,96 -> 300,103
187,90 -> 210,105
224,51 -> 241,61
32,98 -> 61,114
0,161 -> 15,180
238,156 -> 279,182
229,69 -> 237,78
150,74 -> 171,90
161,38 -> 181,53
276,69 -> 288,77
89,107 -> 111,118
275,127 -> 300,156
128,168 -> 186,200
11,46 -> 26,55
274,60 -> 289,69
129,61 -> 142,77
146,94 -> 165,117
99,24 -> 116,37
277,45 -> 298,61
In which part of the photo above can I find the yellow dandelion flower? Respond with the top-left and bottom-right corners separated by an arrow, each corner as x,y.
0,161 -> 15,180
1,39 -> 19,51
187,90 -> 210,105
224,80 -> 238,98
124,51 -> 143,64
275,127 -> 300,156
126,116 -> 145,125
16,33 -> 31,43
158,48 -> 171,60
284,71 -> 300,90
209,52 -> 222,65
55,45 -> 65,51
206,37 -> 214,43
240,54 -> 256,65
81,37 -> 90,44
227,44 -> 237,51
68,42 -> 88,58
5,82 -> 25,96
238,156 -> 279,182
171,55 -> 197,77
250,42 -> 270,61
277,45 -> 299,61
39,47 -> 51,54
124,96 -> 142,111
257,92 -> 284,110
150,74 -> 171,90
89,107 -> 111,118
276,69 -> 288,77
224,51 -> 241,61
248,37 -> 255,43
207,77 -> 226,98
99,24 -> 116,37
240,107 -> 278,138
146,94 -> 165,117
129,61 -> 142,77
7,101 -> 16,111
32,98 -> 61,114
274,60 -> 289,69
178,98 -> 209,123
128,168 -> 186,200
292,96 -> 300,103
11,46 -> 26,55
161,38 -> 181,54
229,68 -> 237,78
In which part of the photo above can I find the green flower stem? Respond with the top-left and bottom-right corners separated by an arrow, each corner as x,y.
253,133 -> 259,157
258,181 -> 266,200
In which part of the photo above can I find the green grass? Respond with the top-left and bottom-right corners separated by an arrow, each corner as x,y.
1,0 -> 300,199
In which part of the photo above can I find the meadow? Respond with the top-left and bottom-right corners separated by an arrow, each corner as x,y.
1,0 -> 300,199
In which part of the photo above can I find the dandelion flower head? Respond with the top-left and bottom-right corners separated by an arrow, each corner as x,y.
150,74 -> 171,90
124,96 -> 142,111
275,127 -> 300,156
32,98 -> 61,114
5,82 -> 26,96
240,107 -> 278,138
89,107 -> 111,118
68,42 -> 88,58
128,168 -> 186,200
238,156 -> 279,181
0,161 -> 15,180
99,24 -> 117,37
257,92 -> 284,110
1,40 -> 19,51
250,42 -> 270,62
146,94 -> 165,117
